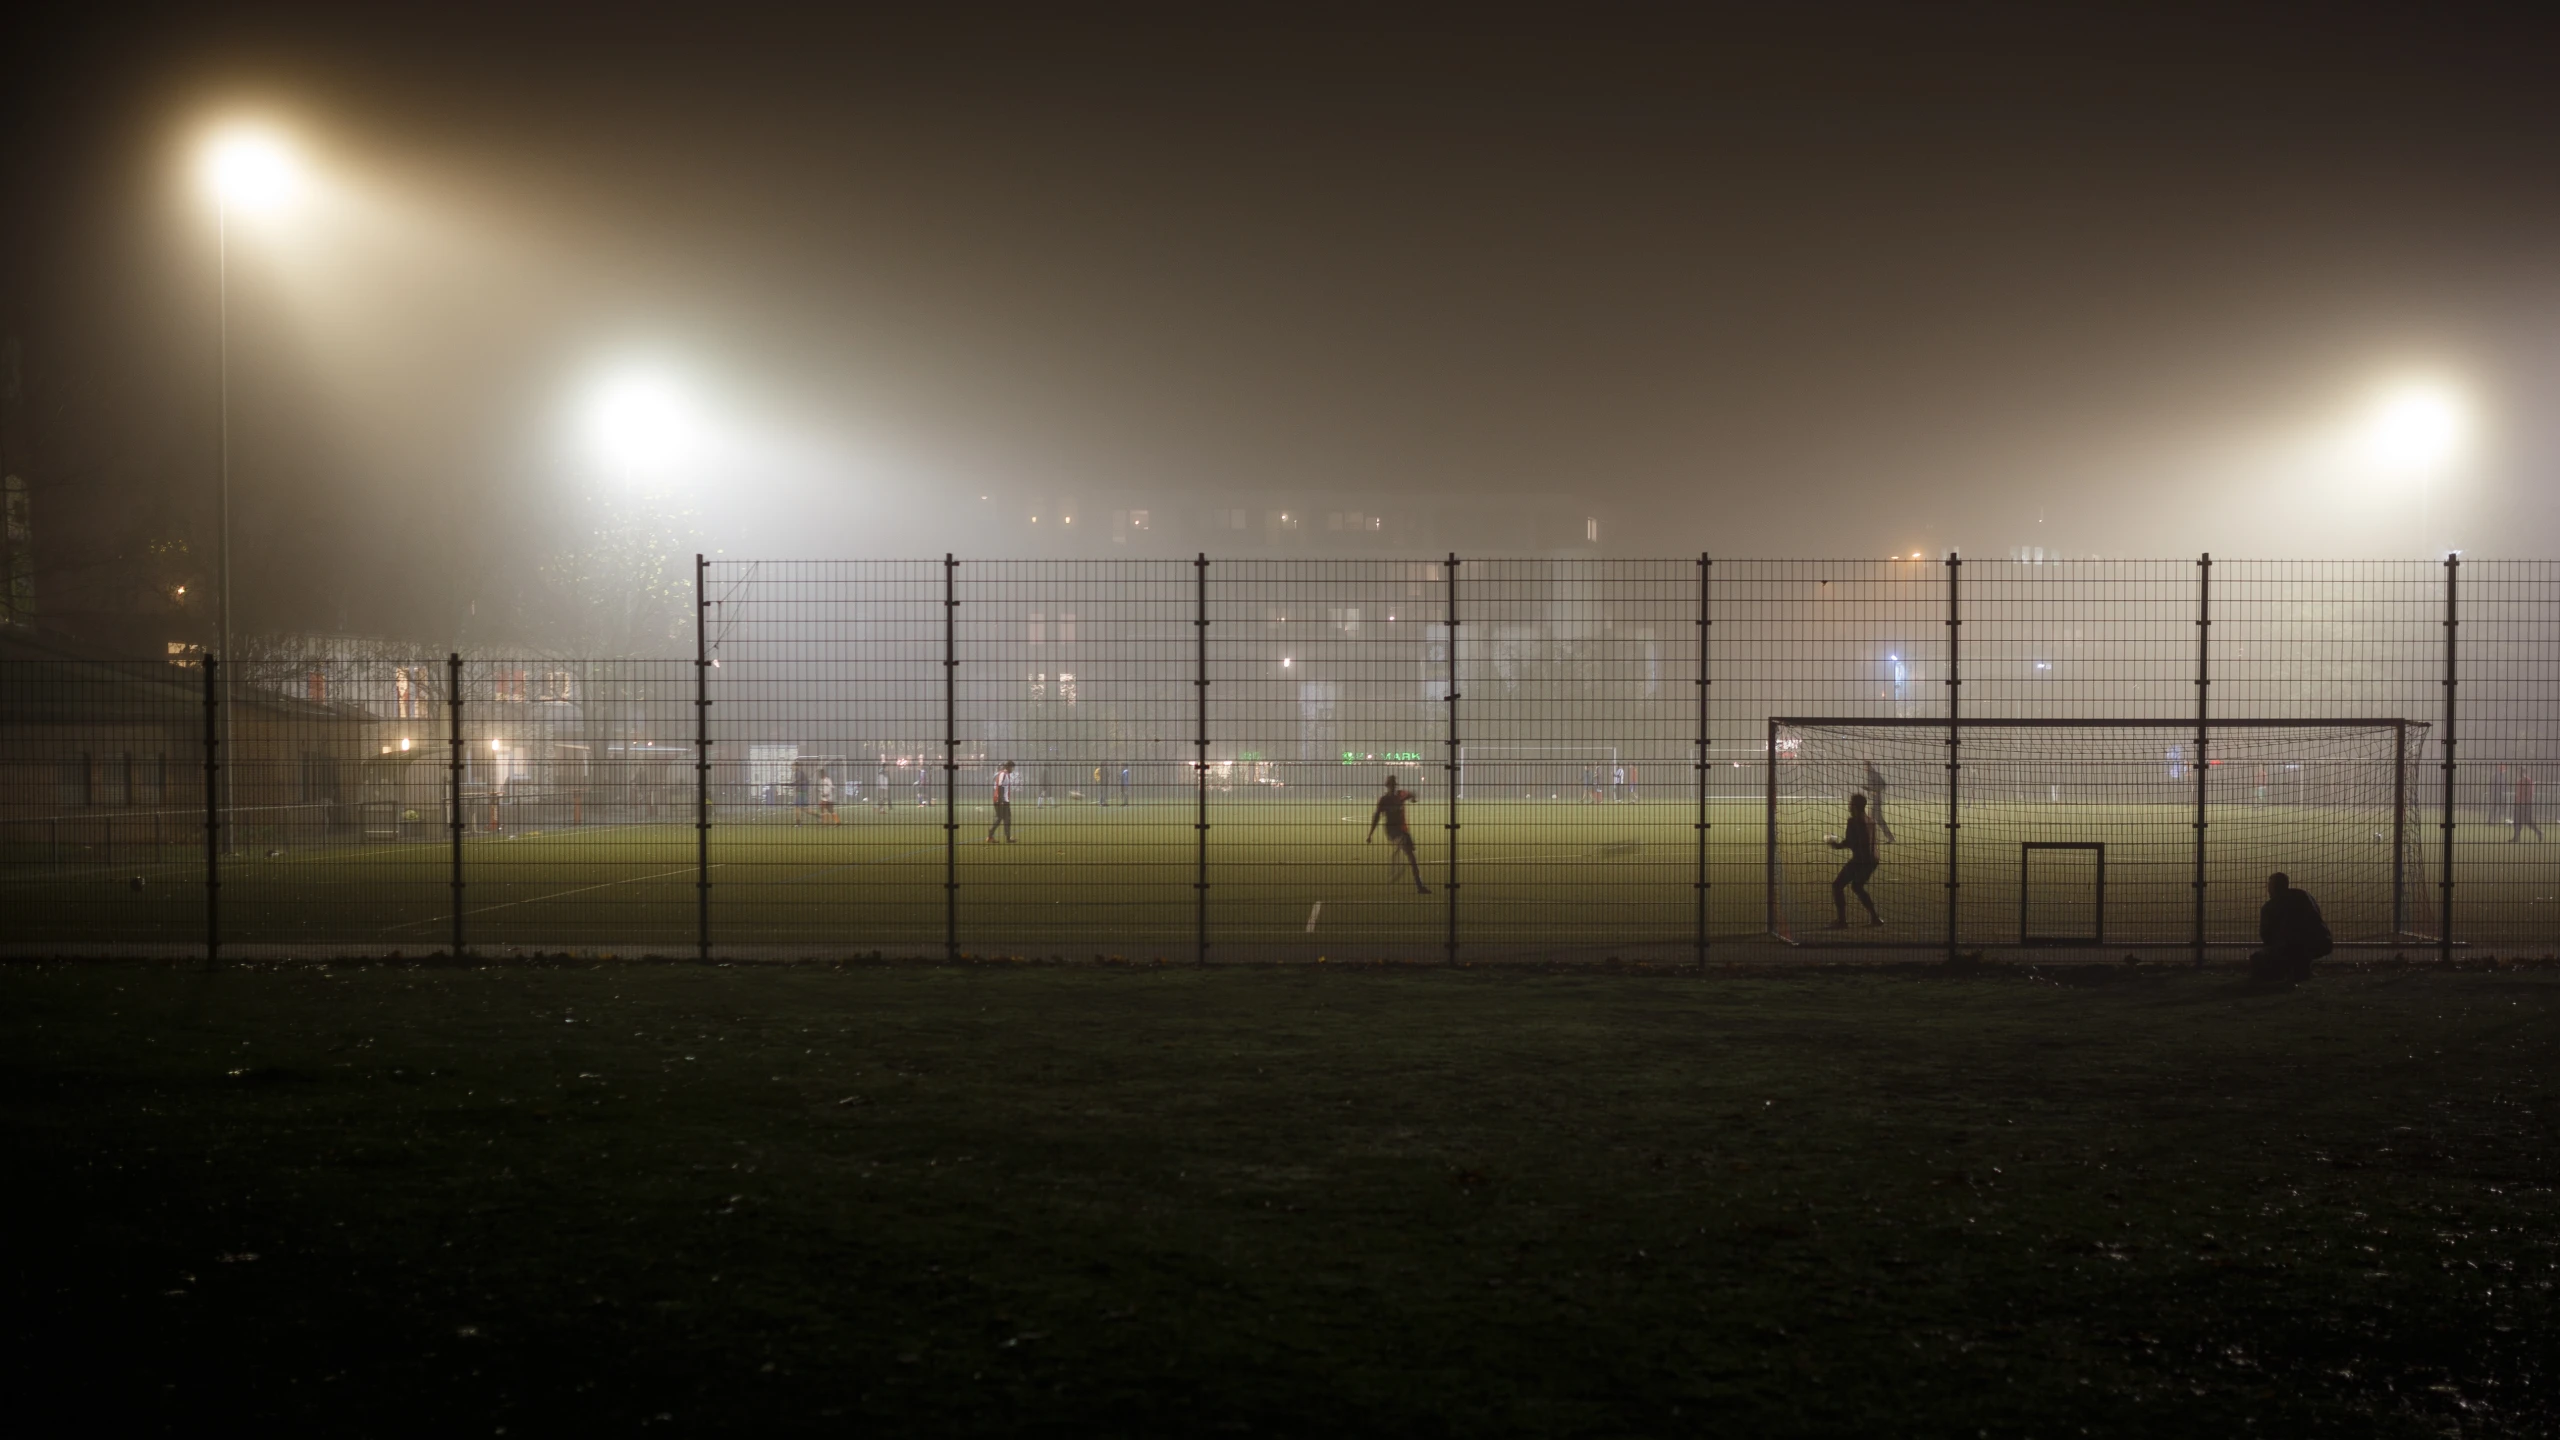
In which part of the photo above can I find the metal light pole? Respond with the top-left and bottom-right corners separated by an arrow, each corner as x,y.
198,124 -> 298,855
216,190 -> 235,853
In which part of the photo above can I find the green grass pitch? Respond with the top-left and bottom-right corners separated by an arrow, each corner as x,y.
6,795 -> 2552,955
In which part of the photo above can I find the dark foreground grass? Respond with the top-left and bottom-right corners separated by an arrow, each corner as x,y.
3,960 -> 2556,1437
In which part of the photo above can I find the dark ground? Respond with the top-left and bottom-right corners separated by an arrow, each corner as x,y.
3,958 -> 2555,1437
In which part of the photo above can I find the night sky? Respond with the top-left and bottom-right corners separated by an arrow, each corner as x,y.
4,4 -> 2556,642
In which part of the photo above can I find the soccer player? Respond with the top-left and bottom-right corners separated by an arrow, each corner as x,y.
1365,774 -> 1431,894
988,760 -> 1018,843
2515,769 -> 2543,842
1827,792 -> 1883,928
1610,764 -> 1627,802
876,758 -> 892,813
815,767 -> 843,826
1118,762 -> 1132,806
914,765 -> 930,808
1860,759 -> 1896,844
790,762 -> 814,827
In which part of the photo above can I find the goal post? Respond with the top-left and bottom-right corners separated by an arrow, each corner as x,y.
1767,717 -> 2428,949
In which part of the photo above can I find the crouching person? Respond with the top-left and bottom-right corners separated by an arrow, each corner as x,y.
2251,872 -> 2332,984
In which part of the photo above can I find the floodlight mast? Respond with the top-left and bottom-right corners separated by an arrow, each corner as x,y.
197,124 -> 302,854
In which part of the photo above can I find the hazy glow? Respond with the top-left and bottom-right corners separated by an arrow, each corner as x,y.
2360,379 -> 2470,474
575,362 -> 707,479
201,126 -> 302,212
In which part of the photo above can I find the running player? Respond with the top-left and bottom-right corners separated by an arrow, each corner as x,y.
790,761 -> 815,826
988,760 -> 1018,843
1365,774 -> 1431,894
815,767 -> 844,826
1860,759 -> 1895,844
1827,791 -> 1883,928
876,758 -> 892,813
2515,768 -> 2543,842
914,764 -> 930,808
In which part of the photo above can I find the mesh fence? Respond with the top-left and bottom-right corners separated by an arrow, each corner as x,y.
1,555 -> 2550,961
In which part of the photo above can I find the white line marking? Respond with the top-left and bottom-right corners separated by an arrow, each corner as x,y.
1305,901 -> 1323,932
381,864 -> 722,934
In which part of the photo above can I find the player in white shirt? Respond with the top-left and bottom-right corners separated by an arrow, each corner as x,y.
987,760 -> 1018,842
815,768 -> 843,826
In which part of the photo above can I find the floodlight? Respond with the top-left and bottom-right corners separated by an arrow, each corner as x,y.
2361,379 -> 2470,473
201,126 -> 301,213
575,362 -> 706,479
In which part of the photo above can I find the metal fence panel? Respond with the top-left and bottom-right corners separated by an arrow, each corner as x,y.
2,553 -> 2552,961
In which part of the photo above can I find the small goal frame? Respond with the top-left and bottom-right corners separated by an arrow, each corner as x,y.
1767,715 -> 2423,954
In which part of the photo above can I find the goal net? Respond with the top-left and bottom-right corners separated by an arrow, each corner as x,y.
1767,719 -> 2429,948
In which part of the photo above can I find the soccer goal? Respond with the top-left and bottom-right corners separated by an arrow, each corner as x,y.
1454,744 -> 1620,801
1766,718 -> 2430,949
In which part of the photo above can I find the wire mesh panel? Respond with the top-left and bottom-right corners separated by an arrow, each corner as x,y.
423,659 -> 698,953
706,560 -> 944,956
3,552 -> 2551,961
1965,560 -> 2197,721
1771,719 -> 2418,946
0,659 -> 212,952
2461,560 -> 2560,948
1721,559 -> 1950,943
1206,560 -> 1444,961
218,654 -> 444,952
1459,558 -> 1696,961
954,560 -> 1193,959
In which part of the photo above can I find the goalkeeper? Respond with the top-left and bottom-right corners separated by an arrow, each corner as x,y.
1827,792 -> 1884,928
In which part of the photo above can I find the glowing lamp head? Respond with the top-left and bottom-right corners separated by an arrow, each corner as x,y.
2362,380 -> 2471,473
575,362 -> 706,479
201,127 -> 301,213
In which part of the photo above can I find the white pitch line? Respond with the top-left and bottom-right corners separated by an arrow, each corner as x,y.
380,863 -> 720,934
1305,901 -> 1323,932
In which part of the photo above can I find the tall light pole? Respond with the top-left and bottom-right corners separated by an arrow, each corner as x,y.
199,125 -> 299,849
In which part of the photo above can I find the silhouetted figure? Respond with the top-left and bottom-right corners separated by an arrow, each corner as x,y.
1366,774 -> 1431,894
2514,769 -> 2542,842
1828,792 -> 1883,928
2250,872 -> 2332,984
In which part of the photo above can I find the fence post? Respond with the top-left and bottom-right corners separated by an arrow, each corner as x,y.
2193,553 -> 2211,967
448,652 -> 465,959
203,655 -> 221,964
1945,551 -> 1962,964
2439,552 -> 2458,963
1696,552 -> 1710,971
1764,716 -> 1779,939
695,554 -> 712,962
2392,718 -> 2410,942
944,554 -> 959,963
1194,552 -> 1209,967
1444,552 -> 1461,966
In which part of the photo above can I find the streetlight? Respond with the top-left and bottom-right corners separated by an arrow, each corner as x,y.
197,123 -> 301,850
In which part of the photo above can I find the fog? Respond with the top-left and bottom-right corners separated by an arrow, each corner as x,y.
5,4 -> 2556,655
